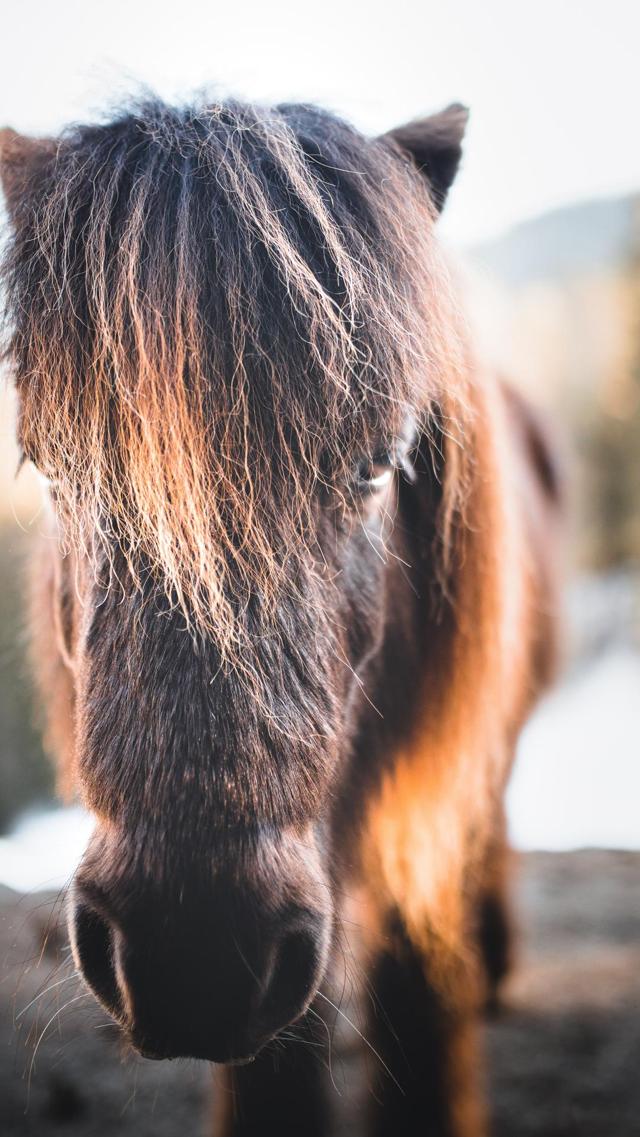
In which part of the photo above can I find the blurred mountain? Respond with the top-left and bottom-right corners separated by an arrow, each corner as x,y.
472,194 -> 640,287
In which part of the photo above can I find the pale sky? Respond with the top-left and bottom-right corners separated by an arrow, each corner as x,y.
0,0 -> 638,244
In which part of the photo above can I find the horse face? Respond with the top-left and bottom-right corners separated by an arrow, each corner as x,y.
1,98 -> 465,1061
41,455 -> 399,1061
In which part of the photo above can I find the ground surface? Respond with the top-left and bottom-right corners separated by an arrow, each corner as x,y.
1,851 -> 639,1136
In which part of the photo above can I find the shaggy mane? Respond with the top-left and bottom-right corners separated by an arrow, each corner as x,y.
1,97 -> 469,658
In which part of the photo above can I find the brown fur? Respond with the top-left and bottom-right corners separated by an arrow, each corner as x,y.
0,97 -> 561,1135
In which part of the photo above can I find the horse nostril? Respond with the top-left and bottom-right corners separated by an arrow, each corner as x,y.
258,914 -> 326,1036
69,872 -> 330,1062
70,899 -> 125,1022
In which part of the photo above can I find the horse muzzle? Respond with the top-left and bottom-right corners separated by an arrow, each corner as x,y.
69,827 -> 332,1063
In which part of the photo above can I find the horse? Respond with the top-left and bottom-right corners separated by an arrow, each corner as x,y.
0,96 -> 561,1136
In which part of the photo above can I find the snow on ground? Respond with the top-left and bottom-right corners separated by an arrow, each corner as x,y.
0,806 -> 94,893
1,642 -> 638,892
508,644 -> 640,850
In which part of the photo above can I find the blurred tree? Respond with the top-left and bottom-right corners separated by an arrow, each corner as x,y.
580,229 -> 640,570
0,524 -> 53,833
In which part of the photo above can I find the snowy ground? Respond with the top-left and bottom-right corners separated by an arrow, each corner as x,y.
508,642 -> 640,850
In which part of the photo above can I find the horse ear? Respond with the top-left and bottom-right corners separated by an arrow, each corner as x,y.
381,103 -> 469,212
0,128 -> 56,219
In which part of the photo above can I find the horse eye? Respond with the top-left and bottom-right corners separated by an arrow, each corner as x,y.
353,455 -> 394,494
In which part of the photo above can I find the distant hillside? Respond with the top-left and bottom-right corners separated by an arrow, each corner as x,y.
472,194 -> 640,286
464,191 -> 640,572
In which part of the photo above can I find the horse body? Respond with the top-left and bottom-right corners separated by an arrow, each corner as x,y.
0,97 -> 560,1135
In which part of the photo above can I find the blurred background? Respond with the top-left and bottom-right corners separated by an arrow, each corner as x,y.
0,2 -> 639,1134
1,0 -> 639,879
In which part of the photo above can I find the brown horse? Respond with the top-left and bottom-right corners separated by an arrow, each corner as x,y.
0,97 -> 560,1135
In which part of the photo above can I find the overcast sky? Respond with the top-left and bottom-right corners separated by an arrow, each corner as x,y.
0,0 -> 638,245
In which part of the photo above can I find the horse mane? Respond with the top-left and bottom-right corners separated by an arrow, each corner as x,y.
1,96 -> 471,661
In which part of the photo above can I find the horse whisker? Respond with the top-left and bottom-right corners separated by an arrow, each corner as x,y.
27,992 -> 90,1088
15,972 -> 81,1021
307,1006 -> 342,1096
315,990 -> 405,1096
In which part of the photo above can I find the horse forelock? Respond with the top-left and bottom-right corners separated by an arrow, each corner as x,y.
2,96 -> 470,661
